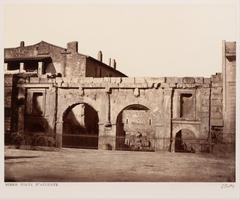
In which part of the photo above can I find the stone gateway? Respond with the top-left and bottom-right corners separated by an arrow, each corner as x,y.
4,41 -> 236,152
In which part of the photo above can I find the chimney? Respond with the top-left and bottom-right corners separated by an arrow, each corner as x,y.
67,41 -> 78,53
113,59 -> 116,69
20,41 -> 25,47
98,51 -> 103,62
109,58 -> 111,66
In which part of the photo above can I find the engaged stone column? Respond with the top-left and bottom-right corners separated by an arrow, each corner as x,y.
105,88 -> 111,127
38,61 -> 43,76
163,88 -> 174,152
55,120 -> 63,148
98,87 -> 116,150
170,138 -> 175,153
17,86 -> 26,134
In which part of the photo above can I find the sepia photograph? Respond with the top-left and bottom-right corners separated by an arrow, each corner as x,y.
1,0 -> 239,198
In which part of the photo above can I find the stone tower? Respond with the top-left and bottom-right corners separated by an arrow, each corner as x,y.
222,41 -> 236,144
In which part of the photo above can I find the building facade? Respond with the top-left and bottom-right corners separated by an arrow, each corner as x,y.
4,41 -> 236,152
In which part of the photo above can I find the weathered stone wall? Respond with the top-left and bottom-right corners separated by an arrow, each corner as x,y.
4,74 -> 27,142
209,73 -> 224,144
4,74 -> 15,135
65,53 -> 86,77
210,73 -> 223,127
122,110 -> 155,151
16,76 -> 214,151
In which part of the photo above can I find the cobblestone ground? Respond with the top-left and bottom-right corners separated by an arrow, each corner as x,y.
4,148 -> 235,182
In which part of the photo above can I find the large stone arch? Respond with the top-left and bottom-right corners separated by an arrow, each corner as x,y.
115,103 -> 154,151
61,102 -> 99,149
58,96 -> 100,123
112,101 -> 153,124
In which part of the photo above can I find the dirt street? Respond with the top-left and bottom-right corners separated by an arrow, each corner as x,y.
5,148 -> 235,182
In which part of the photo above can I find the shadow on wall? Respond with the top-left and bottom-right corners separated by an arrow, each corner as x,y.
62,103 -> 99,149
8,87 -> 55,148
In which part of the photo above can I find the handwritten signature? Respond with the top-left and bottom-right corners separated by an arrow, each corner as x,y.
221,184 -> 235,189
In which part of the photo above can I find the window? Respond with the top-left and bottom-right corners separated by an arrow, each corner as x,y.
7,62 -> 19,71
24,61 -> 38,73
32,92 -> 44,116
180,93 -> 193,119
26,89 -> 46,116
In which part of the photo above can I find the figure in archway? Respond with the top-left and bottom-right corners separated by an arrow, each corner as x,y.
175,129 -> 196,153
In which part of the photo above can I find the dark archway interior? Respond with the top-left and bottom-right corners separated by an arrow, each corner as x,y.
175,131 -> 183,152
175,129 -> 196,153
116,104 -> 150,151
62,103 -> 99,149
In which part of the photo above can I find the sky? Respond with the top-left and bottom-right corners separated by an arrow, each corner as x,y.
3,0 -> 237,77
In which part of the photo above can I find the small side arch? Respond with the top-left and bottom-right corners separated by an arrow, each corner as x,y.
174,128 -> 197,153
172,124 -> 200,139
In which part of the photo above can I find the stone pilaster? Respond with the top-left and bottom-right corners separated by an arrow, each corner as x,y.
105,88 -> 111,127
163,88 -> 174,152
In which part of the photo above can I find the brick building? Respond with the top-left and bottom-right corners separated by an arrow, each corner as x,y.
4,41 -> 236,152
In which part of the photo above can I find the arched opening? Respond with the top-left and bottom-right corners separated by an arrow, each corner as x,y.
175,129 -> 196,153
62,103 -> 99,149
116,104 -> 154,151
